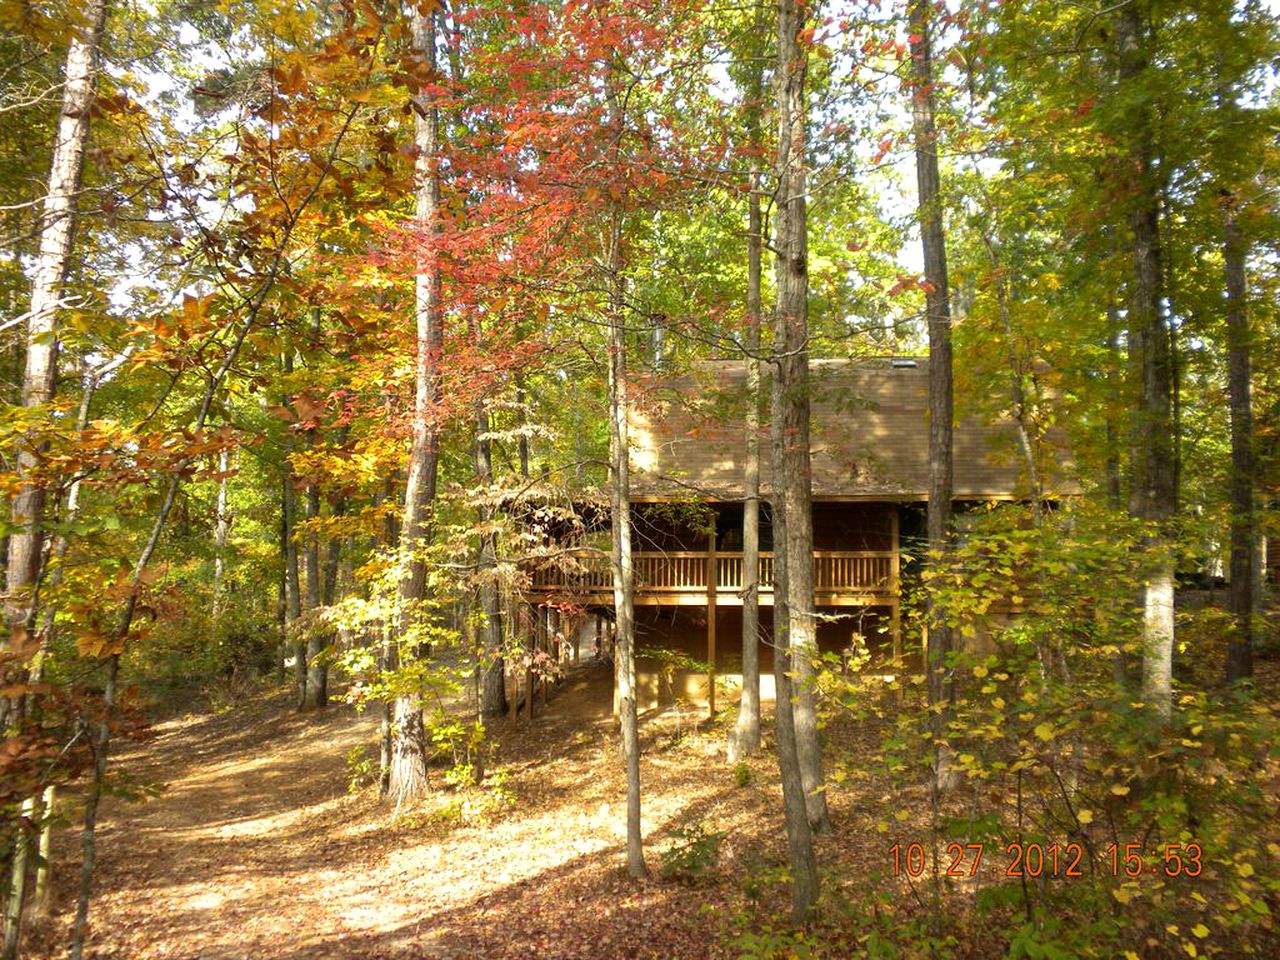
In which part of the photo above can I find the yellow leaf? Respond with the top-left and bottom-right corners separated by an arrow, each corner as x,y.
1191,924 -> 1209,939
1034,722 -> 1055,742
1112,886 -> 1133,904
1183,944 -> 1197,958
1237,862 -> 1255,878
1110,784 -> 1131,796
973,665 -> 988,678
1077,809 -> 1094,824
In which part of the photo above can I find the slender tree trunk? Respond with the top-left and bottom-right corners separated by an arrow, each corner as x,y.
212,448 -> 232,619
384,5 -> 444,806
2,794 -> 37,960
3,356 -> 108,958
33,785 -> 54,912
600,56 -> 646,877
69,655 -> 116,960
1115,2 -> 1175,716
909,0 -> 956,752
322,495 -> 345,606
772,0 -> 829,836
2,0 -> 108,742
302,439 -> 327,709
731,0 -> 767,763
474,398 -> 507,717
606,249 -> 644,878
283,471 -> 304,703
1223,199 -> 1254,684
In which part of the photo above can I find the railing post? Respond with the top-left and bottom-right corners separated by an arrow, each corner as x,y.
706,531 -> 717,717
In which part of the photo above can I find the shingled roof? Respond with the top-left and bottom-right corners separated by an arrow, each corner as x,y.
627,357 -> 1074,501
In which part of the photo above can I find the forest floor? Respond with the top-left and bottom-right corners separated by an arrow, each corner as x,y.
26,644 -> 1280,960
25,661 -> 901,960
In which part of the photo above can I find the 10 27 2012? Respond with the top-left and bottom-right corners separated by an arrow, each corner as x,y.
889,841 -> 1203,879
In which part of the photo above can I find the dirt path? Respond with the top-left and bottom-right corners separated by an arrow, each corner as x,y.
30,666 -> 799,959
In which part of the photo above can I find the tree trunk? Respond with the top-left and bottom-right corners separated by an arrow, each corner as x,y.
3,357 -> 106,958
730,0 -> 767,765
772,0 -> 830,835
2,795 -> 37,960
769,407 -> 820,923
606,268 -> 645,877
2,0 -> 107,741
283,471 -> 304,703
600,56 -> 646,877
69,655 -> 116,960
474,399 -> 507,717
1223,199 -> 1254,684
1115,2 -> 1176,716
385,4 -> 444,806
322,495 -> 345,606
768,0 -> 825,913
212,448 -> 232,619
302,441 -> 327,709
909,0 -> 956,747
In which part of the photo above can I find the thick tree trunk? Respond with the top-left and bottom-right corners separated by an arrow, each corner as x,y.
1115,3 -> 1176,716
1,0 -> 108,767
4,0 -> 107,643
768,419 -> 820,922
772,0 -> 829,836
474,401 -> 507,717
385,5 -> 444,806
1223,200 -> 1254,684
730,0 -> 767,765
909,0 -> 956,744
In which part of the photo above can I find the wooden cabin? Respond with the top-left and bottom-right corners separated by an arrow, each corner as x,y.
527,357 -> 1071,709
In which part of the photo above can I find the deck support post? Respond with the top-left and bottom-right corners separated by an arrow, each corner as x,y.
707,530 -> 717,717
526,603 -> 536,721
890,507 -> 902,671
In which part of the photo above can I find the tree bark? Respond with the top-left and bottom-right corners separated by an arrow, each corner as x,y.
283,467 -> 304,703
731,0 -> 767,764
212,448 -> 232,619
769,402 -> 819,923
772,0 -> 829,835
601,55 -> 646,879
385,4 -> 444,806
1114,2 -> 1176,716
909,0 -> 956,743
474,398 -> 507,717
1223,198 -> 1254,684
2,0 -> 108,741
301,431 -> 327,709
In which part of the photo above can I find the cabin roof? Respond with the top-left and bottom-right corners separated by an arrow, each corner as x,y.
627,357 -> 1075,501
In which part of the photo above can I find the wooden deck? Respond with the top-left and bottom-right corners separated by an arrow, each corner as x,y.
528,549 -> 898,606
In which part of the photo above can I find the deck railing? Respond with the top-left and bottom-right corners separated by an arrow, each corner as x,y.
529,549 -> 895,599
